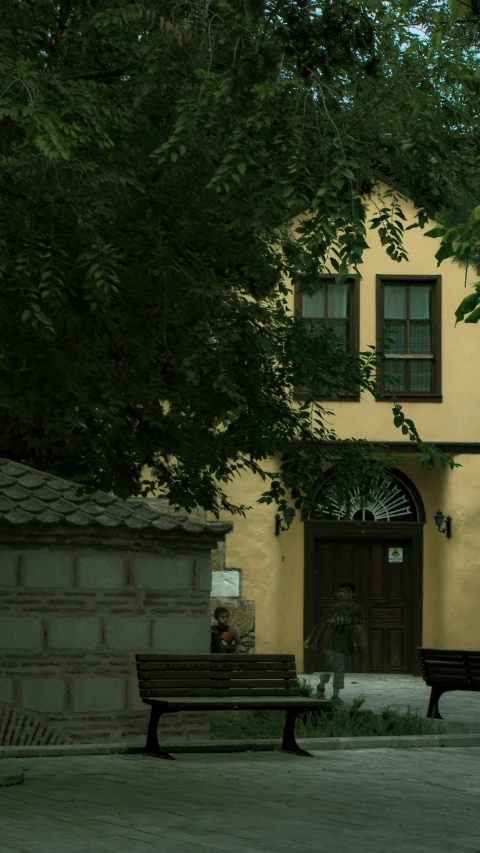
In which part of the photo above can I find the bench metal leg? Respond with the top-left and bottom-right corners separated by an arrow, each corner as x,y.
427,686 -> 444,719
281,709 -> 313,757
145,704 -> 175,760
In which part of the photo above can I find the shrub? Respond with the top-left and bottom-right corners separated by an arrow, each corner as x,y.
210,693 -> 447,740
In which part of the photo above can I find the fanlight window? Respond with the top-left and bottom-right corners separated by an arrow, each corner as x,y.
310,473 -> 418,522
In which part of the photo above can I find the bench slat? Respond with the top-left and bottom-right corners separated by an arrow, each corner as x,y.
419,648 -> 480,656
139,679 -> 297,691
421,659 -> 475,667
136,661 -> 296,673
136,653 -> 295,662
422,675 -> 473,683
142,696 -> 328,710
140,687 -> 300,698
137,668 -> 296,681
418,648 -> 480,693
421,665 -> 471,674
421,663 -> 472,670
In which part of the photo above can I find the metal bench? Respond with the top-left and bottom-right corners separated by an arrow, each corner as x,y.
417,647 -> 480,719
136,653 -> 330,759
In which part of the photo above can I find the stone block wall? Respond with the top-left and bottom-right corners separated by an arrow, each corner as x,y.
0,548 -> 213,744
210,544 -> 255,652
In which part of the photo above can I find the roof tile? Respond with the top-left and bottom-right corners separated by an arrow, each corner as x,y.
124,516 -> 151,529
0,496 -> 16,513
43,476 -> 77,492
0,458 -> 233,537
65,510 -> 96,526
89,491 -> 117,506
16,497 -> 47,513
3,508 -> 35,524
55,487 -> 88,502
95,514 -> 122,527
48,497 -> 81,515
151,517 -> 180,531
32,486 -> 64,502
0,461 -> 28,477
3,484 -> 32,501
79,501 -> 109,517
35,509 -> 64,524
14,473 -> 46,490
103,503 -> 133,520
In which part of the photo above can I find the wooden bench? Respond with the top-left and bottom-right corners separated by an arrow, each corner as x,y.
136,653 -> 330,759
417,647 -> 480,719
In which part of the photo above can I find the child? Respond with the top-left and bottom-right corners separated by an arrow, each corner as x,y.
304,580 -> 366,702
211,606 -> 241,653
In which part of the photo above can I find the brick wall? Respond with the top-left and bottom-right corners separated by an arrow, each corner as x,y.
0,548 -> 214,744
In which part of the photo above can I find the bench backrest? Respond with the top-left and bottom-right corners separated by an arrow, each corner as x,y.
417,647 -> 480,687
136,654 -> 299,699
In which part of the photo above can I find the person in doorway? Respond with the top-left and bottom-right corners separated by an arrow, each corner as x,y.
211,606 -> 241,653
304,580 -> 366,703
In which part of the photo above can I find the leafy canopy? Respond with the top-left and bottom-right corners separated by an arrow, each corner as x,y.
0,0 -> 473,515
400,0 -> 480,322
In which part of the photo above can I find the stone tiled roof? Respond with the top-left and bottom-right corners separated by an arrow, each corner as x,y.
0,459 -> 232,534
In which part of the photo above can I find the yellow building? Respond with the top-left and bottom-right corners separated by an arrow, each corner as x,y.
208,192 -> 480,677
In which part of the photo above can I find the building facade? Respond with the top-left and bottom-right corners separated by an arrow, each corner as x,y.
208,192 -> 480,675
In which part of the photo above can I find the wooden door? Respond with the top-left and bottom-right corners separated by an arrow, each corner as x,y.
312,538 -> 413,673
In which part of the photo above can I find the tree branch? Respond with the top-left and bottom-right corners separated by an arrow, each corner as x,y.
59,68 -> 128,82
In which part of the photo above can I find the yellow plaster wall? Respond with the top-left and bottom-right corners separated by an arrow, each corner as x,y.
287,193 -> 480,443
439,454 -> 480,647
211,454 -> 479,670
208,192 -> 480,669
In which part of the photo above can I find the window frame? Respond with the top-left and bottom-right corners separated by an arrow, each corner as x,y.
375,274 -> 442,402
294,276 -> 360,401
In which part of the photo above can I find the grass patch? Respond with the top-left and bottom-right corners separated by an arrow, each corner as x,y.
210,678 -> 448,740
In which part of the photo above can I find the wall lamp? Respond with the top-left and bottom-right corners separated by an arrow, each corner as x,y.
434,509 -> 452,539
275,507 -> 295,536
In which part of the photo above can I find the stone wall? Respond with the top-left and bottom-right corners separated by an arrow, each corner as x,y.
0,547 -> 213,744
210,543 -> 255,652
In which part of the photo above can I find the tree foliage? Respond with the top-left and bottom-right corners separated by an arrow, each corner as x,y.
400,0 -> 480,322
0,0 -> 472,514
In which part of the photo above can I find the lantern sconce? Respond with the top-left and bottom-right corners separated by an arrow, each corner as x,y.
275,507 -> 295,536
434,509 -> 452,539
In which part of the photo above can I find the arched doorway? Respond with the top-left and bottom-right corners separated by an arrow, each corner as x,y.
303,469 -> 425,676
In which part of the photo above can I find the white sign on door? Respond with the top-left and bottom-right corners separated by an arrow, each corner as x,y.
388,547 -> 403,563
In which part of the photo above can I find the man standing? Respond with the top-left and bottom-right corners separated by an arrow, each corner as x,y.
304,580 -> 366,703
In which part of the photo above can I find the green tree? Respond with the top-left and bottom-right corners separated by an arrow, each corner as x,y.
0,0 -> 470,514
400,0 -> 480,323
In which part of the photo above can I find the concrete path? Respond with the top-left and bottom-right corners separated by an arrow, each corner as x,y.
299,672 -> 480,728
1,749 -> 480,853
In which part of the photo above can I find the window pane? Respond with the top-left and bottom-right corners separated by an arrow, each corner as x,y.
328,318 -> 349,350
409,360 -> 432,392
303,284 -> 325,317
384,320 -> 407,353
384,359 -> 407,392
303,318 -> 326,337
384,285 -> 407,319
327,283 -> 350,318
409,286 -> 431,319
410,321 -> 432,354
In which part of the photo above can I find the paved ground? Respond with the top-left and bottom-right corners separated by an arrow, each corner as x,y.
1,748 -> 480,853
2,675 -> 480,852
299,672 -> 480,727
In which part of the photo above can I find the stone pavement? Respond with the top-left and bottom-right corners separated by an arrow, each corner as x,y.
299,672 -> 480,729
1,749 -> 480,853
